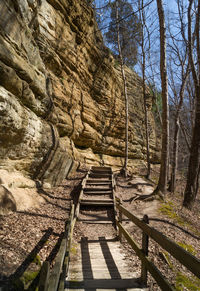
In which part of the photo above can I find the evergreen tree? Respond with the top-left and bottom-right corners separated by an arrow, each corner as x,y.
105,0 -> 142,67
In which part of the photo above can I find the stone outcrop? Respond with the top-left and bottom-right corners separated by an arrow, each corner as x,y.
0,184 -> 16,215
0,0 -> 160,210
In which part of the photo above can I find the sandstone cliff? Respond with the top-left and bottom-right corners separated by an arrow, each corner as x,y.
0,0 -> 159,212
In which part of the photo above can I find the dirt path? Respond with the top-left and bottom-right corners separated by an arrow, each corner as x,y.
1,168 -> 200,290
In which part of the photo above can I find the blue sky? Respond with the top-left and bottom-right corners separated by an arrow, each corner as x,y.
94,0 -> 188,92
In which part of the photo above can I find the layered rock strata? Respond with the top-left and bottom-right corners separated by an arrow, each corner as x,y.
0,0 -> 159,210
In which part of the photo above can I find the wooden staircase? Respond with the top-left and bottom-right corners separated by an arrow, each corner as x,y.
38,166 -> 200,291
64,167 -> 147,290
80,166 -> 115,207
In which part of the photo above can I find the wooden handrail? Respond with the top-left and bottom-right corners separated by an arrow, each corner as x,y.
117,221 -> 174,290
116,203 -> 200,278
111,174 -> 118,230
58,204 -> 75,291
47,240 -> 67,291
116,200 -> 200,289
38,204 -> 75,291
38,261 -> 50,291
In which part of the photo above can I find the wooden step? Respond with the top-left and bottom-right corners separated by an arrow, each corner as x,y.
83,191 -> 112,196
86,181 -> 112,185
87,179 -> 112,183
66,234 -> 148,291
91,166 -> 112,171
90,170 -> 111,174
89,173 -> 112,178
83,187 -> 112,192
80,198 -> 114,206
85,182 -> 112,187
65,278 -> 143,289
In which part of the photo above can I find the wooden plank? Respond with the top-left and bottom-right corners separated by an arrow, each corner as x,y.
86,181 -> 112,185
81,200 -> 114,204
58,205 -> 75,291
90,170 -> 111,173
91,169 -> 112,174
112,175 -> 116,190
141,215 -> 149,285
83,192 -> 113,196
49,205 -> 74,291
47,239 -> 67,291
81,198 -> 113,203
87,179 -> 112,183
117,221 -> 174,291
80,201 -> 114,206
116,204 -> 200,278
81,175 -> 88,188
38,261 -> 50,291
66,278 -> 142,289
112,186 -> 118,230
83,188 -> 112,191
89,173 -> 112,178
91,166 -> 112,170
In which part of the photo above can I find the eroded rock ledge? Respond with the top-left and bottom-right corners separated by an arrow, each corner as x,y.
0,0 -> 160,211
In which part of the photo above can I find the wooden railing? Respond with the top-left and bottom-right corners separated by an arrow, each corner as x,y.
116,199 -> 200,291
38,172 -> 89,291
38,203 -> 76,291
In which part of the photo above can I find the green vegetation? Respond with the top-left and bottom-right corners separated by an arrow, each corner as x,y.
161,251 -> 174,270
159,201 -> 200,290
114,59 -> 120,68
159,200 -> 200,237
70,243 -> 78,255
160,248 -> 200,290
32,254 -> 42,266
175,272 -> 200,291
159,201 -> 180,220
12,255 -> 41,290
20,270 -> 39,286
13,270 -> 39,290
159,200 -> 187,226
177,242 -> 197,256
105,0 -> 142,67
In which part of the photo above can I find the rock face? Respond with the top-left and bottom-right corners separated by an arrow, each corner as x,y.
0,185 -> 16,215
0,0 -> 160,199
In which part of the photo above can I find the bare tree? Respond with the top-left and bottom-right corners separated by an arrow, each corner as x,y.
138,0 -> 151,178
183,0 -> 200,209
154,0 -> 169,195
167,0 -> 190,193
115,0 -> 129,177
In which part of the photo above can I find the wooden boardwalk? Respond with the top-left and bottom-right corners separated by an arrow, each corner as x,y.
65,166 -> 148,291
65,236 -> 147,290
39,166 -> 200,291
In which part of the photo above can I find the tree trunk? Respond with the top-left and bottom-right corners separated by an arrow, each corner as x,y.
183,95 -> 200,208
169,112 -> 179,193
169,70 -> 188,193
155,0 -> 169,194
183,0 -> 200,208
141,0 -> 150,178
116,0 -> 129,177
179,117 -> 191,151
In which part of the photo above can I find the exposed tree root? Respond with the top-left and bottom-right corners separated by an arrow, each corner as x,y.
132,188 -> 164,202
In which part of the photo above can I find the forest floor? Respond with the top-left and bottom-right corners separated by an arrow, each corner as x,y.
0,166 -> 200,290
115,169 -> 200,290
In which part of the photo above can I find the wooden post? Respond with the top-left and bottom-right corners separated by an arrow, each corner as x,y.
118,199 -> 122,241
38,261 -> 50,291
141,214 -> 149,286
